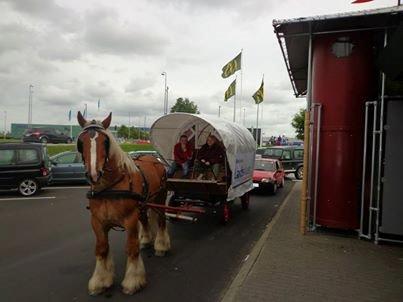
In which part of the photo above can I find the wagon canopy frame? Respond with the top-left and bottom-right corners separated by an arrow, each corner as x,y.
150,113 -> 256,200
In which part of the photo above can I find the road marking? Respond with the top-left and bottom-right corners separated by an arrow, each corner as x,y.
0,196 -> 56,201
43,186 -> 88,190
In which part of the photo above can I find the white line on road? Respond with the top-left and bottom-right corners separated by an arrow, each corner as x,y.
43,186 -> 89,190
0,196 -> 56,201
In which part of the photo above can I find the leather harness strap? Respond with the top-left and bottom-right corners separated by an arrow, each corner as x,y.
86,158 -> 164,205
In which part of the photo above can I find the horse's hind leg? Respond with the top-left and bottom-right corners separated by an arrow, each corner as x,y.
138,208 -> 152,248
121,213 -> 146,295
150,209 -> 171,256
88,216 -> 114,296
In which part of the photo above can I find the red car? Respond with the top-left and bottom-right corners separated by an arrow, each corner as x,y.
253,158 -> 285,194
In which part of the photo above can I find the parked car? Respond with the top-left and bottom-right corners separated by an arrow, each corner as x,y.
258,146 -> 304,180
0,143 -> 51,196
253,158 -> 285,194
50,151 -> 86,184
22,128 -> 73,144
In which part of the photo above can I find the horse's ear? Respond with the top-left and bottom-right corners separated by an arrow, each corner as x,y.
77,111 -> 87,128
102,112 -> 112,129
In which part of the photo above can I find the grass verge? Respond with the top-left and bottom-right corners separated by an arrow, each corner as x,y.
47,143 -> 154,156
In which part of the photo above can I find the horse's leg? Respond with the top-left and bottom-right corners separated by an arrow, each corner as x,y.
138,208 -> 152,249
88,216 -> 114,295
150,209 -> 171,256
121,212 -> 146,295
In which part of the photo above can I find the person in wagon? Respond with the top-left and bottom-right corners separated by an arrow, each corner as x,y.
167,134 -> 193,178
194,135 -> 225,180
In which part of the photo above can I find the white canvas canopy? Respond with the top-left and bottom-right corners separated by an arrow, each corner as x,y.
150,113 -> 256,200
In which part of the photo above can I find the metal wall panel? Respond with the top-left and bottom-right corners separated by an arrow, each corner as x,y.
380,100 -> 403,235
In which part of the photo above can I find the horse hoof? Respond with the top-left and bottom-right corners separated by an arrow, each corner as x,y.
154,250 -> 167,257
121,282 -> 146,295
140,242 -> 152,250
88,278 -> 113,296
88,287 -> 106,296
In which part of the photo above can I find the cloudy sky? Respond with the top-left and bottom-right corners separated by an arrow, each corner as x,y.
0,0 -> 397,137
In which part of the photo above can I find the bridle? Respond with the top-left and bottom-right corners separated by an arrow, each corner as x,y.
77,122 -> 111,182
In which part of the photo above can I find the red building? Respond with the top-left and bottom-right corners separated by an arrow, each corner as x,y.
273,5 -> 403,243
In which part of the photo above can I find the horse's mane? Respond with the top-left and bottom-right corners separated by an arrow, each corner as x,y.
102,129 -> 138,174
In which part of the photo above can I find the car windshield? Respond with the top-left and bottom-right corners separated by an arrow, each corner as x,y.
255,160 -> 276,172
264,148 -> 283,157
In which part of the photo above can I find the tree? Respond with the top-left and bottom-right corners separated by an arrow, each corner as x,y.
170,97 -> 200,114
117,125 -> 129,139
291,108 -> 305,140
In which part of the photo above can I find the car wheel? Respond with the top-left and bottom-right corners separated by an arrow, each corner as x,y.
18,179 -> 38,196
66,138 -> 73,144
271,183 -> 278,195
40,137 -> 48,144
295,166 -> 303,180
279,178 -> 285,188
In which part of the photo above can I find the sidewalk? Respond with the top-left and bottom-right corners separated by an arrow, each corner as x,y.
222,182 -> 403,302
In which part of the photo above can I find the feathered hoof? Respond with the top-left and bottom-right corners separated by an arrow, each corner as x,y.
121,279 -> 146,295
154,249 -> 167,257
88,282 -> 113,296
140,242 -> 152,250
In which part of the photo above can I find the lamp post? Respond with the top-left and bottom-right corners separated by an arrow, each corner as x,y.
28,84 -> 33,129
128,112 -> 131,140
161,72 -> 168,115
3,110 -> 6,140
218,105 -> 222,117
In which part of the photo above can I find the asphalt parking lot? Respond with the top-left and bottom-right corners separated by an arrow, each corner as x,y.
0,180 -> 296,302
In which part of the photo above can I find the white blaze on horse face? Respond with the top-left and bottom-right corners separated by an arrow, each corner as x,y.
90,132 -> 99,182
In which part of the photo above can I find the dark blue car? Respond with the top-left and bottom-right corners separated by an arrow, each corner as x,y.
50,151 -> 86,184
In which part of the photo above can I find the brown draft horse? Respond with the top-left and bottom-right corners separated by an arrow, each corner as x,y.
76,112 -> 170,295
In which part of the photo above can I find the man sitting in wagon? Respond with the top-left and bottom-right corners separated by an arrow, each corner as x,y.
167,134 -> 193,178
194,135 -> 225,180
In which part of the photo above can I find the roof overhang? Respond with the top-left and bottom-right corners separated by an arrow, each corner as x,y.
273,5 -> 403,97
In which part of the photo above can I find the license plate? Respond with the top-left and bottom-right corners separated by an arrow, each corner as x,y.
253,183 -> 259,188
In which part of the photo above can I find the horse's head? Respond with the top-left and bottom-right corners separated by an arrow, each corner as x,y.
77,111 -> 112,184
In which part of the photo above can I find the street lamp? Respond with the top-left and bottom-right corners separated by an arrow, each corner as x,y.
3,110 -> 6,140
161,72 -> 167,115
218,105 -> 222,117
28,84 -> 34,129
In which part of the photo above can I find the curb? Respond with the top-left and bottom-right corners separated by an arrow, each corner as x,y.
221,182 -> 298,302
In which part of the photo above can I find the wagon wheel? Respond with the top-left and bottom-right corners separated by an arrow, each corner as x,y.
241,192 -> 250,210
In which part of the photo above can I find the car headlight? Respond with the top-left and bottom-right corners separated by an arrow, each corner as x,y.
261,178 -> 272,183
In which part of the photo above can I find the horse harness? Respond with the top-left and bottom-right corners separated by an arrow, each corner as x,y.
77,122 -> 166,208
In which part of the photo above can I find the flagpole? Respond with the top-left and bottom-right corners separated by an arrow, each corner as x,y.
256,102 -> 260,146
239,49 -> 243,123
233,76 -> 237,122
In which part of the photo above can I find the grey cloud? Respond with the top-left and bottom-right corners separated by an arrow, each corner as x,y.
150,0 -> 275,19
125,76 -> 157,93
37,34 -> 83,62
84,82 -> 115,100
0,23 -> 34,55
83,8 -> 168,56
0,0 -> 81,32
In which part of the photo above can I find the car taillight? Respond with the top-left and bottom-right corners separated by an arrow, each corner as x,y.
41,167 -> 49,176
